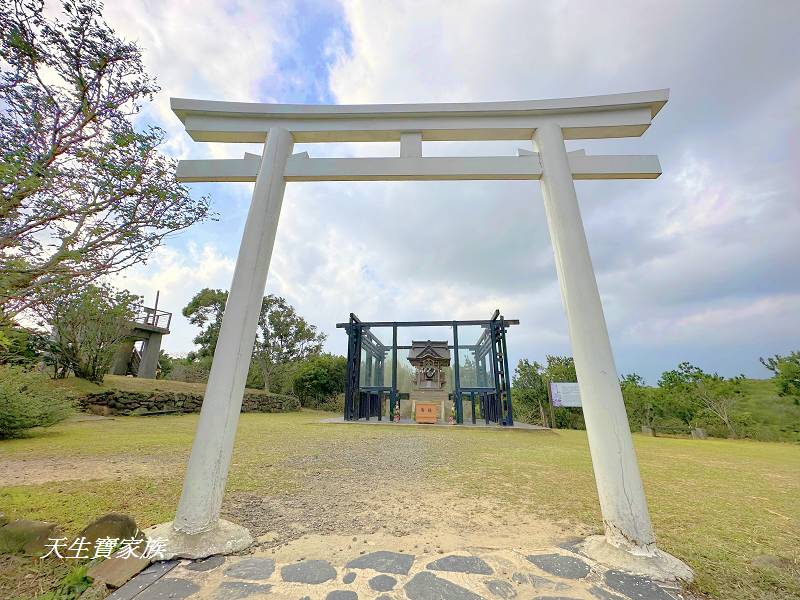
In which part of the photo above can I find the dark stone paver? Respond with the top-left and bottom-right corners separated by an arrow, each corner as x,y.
281,559 -> 337,584
224,558 -> 276,580
376,596 -> 392,600
589,585 -> 626,600
604,571 -> 674,600
531,575 -> 569,592
427,555 -> 493,575
346,550 -> 415,575
508,572 -> 567,592
511,572 -> 528,585
107,561 -> 179,600
526,553 -> 590,579
186,555 -> 226,572
369,574 -> 397,592
405,571 -> 484,600
137,577 -> 200,600
342,572 -> 356,584
485,579 -> 516,599
535,597 -> 575,600
326,591 -> 357,600
213,581 -> 271,599
557,538 -> 584,554
87,555 -> 149,588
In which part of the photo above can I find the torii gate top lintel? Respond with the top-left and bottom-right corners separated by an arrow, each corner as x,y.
170,88 -> 668,143
172,89 -> 669,183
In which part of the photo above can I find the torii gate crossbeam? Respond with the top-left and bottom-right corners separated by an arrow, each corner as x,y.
148,89 -> 692,582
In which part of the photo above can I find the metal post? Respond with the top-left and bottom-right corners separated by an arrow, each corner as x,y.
500,317 -> 513,426
452,322 -> 462,424
391,324 -> 398,418
344,322 -> 356,421
488,318 -> 501,424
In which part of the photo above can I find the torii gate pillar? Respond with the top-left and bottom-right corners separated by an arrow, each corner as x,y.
536,122 -> 691,579
147,127 -> 293,557
536,121 -> 655,547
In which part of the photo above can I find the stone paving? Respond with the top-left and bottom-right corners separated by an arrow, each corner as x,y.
109,540 -> 694,600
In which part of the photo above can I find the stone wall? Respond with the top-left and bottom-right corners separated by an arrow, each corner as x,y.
79,390 -> 300,416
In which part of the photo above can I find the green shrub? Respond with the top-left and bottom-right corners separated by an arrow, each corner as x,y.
0,366 -> 72,439
166,355 -> 212,383
292,354 -> 346,407
40,283 -> 139,383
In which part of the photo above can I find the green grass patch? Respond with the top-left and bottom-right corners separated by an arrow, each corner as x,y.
1,412 -> 798,599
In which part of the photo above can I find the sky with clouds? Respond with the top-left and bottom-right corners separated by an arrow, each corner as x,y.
96,0 -> 800,383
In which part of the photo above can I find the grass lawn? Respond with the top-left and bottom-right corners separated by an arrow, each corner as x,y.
1,412 -> 798,599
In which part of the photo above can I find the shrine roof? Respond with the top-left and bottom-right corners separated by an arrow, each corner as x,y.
408,340 -> 451,361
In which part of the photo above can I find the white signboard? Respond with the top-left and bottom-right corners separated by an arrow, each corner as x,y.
549,382 -> 582,408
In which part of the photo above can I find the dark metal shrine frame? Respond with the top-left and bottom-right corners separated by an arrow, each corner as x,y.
338,310 -> 518,426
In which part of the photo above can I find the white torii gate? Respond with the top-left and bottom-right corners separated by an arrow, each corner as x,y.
149,89 -> 691,580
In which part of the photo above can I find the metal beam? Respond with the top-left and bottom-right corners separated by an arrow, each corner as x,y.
335,319 -> 519,328
176,154 -> 660,183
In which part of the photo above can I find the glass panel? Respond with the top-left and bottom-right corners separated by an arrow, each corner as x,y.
359,326 -> 391,388
358,344 -> 368,387
455,324 -> 494,390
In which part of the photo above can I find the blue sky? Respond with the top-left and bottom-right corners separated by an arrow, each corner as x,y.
100,0 -> 800,384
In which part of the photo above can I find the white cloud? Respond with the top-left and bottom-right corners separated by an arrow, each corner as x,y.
87,0 -> 800,380
311,0 -> 800,378
102,0 -> 293,160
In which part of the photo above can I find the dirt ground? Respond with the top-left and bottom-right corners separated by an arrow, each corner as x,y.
224,428 -> 591,556
3,424 -> 587,556
0,454 -> 176,487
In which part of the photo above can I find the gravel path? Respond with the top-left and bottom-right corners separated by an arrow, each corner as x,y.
226,431 -> 453,548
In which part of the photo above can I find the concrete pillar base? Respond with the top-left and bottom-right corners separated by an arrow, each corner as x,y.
578,535 -> 693,583
145,519 -> 253,560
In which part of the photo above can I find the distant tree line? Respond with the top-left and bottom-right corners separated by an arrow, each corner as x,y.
512,354 -> 800,442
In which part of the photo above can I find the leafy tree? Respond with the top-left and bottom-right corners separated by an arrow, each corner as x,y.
694,373 -> 745,438
0,321 -> 48,365
254,294 -> 326,391
545,354 -> 577,382
0,365 -> 72,438
657,362 -> 702,429
512,358 -> 549,425
511,355 -> 580,427
165,354 -> 212,384
157,349 -> 173,379
0,0 -> 212,317
761,352 -> 800,405
182,288 -> 228,358
37,282 -> 138,382
658,362 -> 744,437
620,373 -> 660,431
183,289 -> 326,391
292,354 -> 347,407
